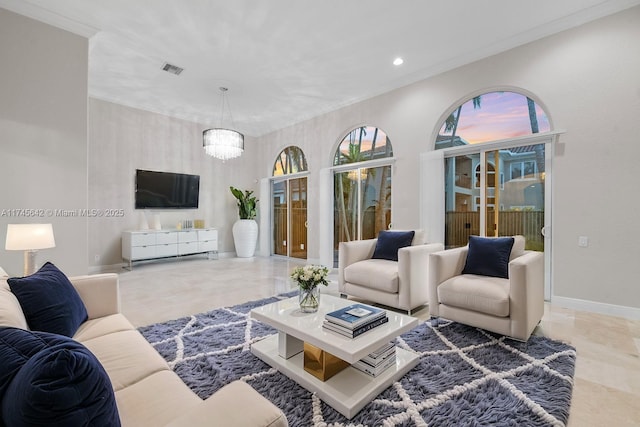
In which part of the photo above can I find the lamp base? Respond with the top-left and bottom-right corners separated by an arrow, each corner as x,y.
23,250 -> 39,276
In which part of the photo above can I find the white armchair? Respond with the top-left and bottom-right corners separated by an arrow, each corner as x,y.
427,235 -> 544,341
338,230 -> 444,315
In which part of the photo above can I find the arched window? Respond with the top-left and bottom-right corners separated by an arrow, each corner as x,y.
333,126 -> 393,264
271,146 -> 308,259
434,90 -> 551,254
334,126 -> 392,165
436,91 -> 550,148
273,145 -> 307,176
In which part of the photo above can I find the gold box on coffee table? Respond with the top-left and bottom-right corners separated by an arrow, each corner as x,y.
303,342 -> 349,381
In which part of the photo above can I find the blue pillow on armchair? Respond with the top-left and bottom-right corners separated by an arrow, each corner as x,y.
372,230 -> 415,262
462,236 -> 515,279
8,262 -> 88,337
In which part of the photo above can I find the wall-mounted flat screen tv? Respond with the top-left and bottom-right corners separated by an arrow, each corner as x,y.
135,169 -> 200,209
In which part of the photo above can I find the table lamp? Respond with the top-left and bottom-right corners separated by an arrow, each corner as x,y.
5,223 -> 56,276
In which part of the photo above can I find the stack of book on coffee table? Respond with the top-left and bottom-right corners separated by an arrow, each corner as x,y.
322,303 -> 388,338
352,341 -> 397,377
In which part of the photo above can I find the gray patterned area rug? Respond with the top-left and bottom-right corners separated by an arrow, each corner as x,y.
139,293 -> 576,427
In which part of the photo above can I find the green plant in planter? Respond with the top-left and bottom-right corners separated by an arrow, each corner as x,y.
230,186 -> 258,220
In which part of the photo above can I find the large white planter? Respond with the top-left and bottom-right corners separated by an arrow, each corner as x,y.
232,219 -> 258,258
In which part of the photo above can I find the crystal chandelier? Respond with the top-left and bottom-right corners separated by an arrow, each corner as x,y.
203,87 -> 244,161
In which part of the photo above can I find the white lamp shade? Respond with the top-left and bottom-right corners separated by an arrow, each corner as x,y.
5,224 -> 56,251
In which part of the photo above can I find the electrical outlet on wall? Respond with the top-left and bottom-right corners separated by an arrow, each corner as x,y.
578,236 -> 589,247
94,254 -> 100,262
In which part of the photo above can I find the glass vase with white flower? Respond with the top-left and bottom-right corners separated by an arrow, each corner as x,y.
291,265 -> 329,313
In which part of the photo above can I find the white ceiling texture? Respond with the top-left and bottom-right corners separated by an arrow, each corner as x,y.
2,0 -> 639,136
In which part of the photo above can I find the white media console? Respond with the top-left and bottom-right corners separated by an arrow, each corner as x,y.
122,228 -> 218,270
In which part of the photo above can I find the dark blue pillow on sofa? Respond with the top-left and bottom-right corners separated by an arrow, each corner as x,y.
8,262 -> 88,337
462,236 -> 515,279
0,327 -> 120,427
0,327 -> 49,403
372,230 -> 415,262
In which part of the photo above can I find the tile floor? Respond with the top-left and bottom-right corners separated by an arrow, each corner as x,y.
115,256 -> 640,427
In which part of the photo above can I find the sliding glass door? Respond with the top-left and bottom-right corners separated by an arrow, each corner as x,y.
273,177 -> 307,259
334,165 -> 391,265
444,144 -> 545,252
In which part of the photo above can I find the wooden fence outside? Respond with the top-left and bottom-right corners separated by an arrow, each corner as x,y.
273,206 -> 307,258
445,210 -> 544,250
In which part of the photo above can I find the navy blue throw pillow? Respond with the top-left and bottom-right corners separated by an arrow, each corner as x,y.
462,236 -> 515,279
371,230 -> 415,262
0,328 -> 120,427
0,327 -> 49,404
8,262 -> 88,337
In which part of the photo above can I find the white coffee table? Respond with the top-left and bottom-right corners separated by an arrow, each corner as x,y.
250,294 -> 419,419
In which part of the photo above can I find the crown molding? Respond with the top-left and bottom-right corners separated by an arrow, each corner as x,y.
0,0 -> 99,38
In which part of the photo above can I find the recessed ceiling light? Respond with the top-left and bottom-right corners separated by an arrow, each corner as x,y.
393,57 -> 404,66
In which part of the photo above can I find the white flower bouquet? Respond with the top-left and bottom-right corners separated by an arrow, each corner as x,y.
291,264 -> 329,290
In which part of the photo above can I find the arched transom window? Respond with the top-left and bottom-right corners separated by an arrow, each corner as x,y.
436,91 -> 550,149
334,126 -> 393,166
273,146 -> 307,176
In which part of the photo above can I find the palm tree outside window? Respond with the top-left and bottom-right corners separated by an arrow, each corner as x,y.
333,126 -> 393,265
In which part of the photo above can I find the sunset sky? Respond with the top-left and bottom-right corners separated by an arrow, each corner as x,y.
438,91 -> 550,144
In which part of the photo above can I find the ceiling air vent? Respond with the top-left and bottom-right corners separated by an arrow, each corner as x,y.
161,62 -> 184,76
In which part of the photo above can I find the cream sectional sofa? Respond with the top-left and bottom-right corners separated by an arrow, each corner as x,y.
0,270 -> 288,427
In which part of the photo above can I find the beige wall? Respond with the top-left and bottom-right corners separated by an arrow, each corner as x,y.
88,98 -> 259,267
0,9 -> 88,276
255,7 -> 640,312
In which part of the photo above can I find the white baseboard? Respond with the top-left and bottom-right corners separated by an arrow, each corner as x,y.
551,295 -> 640,321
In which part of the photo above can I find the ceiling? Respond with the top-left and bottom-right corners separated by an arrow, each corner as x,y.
2,0 -> 639,137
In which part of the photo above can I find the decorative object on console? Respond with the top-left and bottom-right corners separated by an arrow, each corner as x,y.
291,264 -> 329,313
230,186 -> 258,258
5,223 -> 56,276
151,213 -> 161,230
138,211 -> 149,230
139,293 -> 576,426
203,87 -> 244,161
